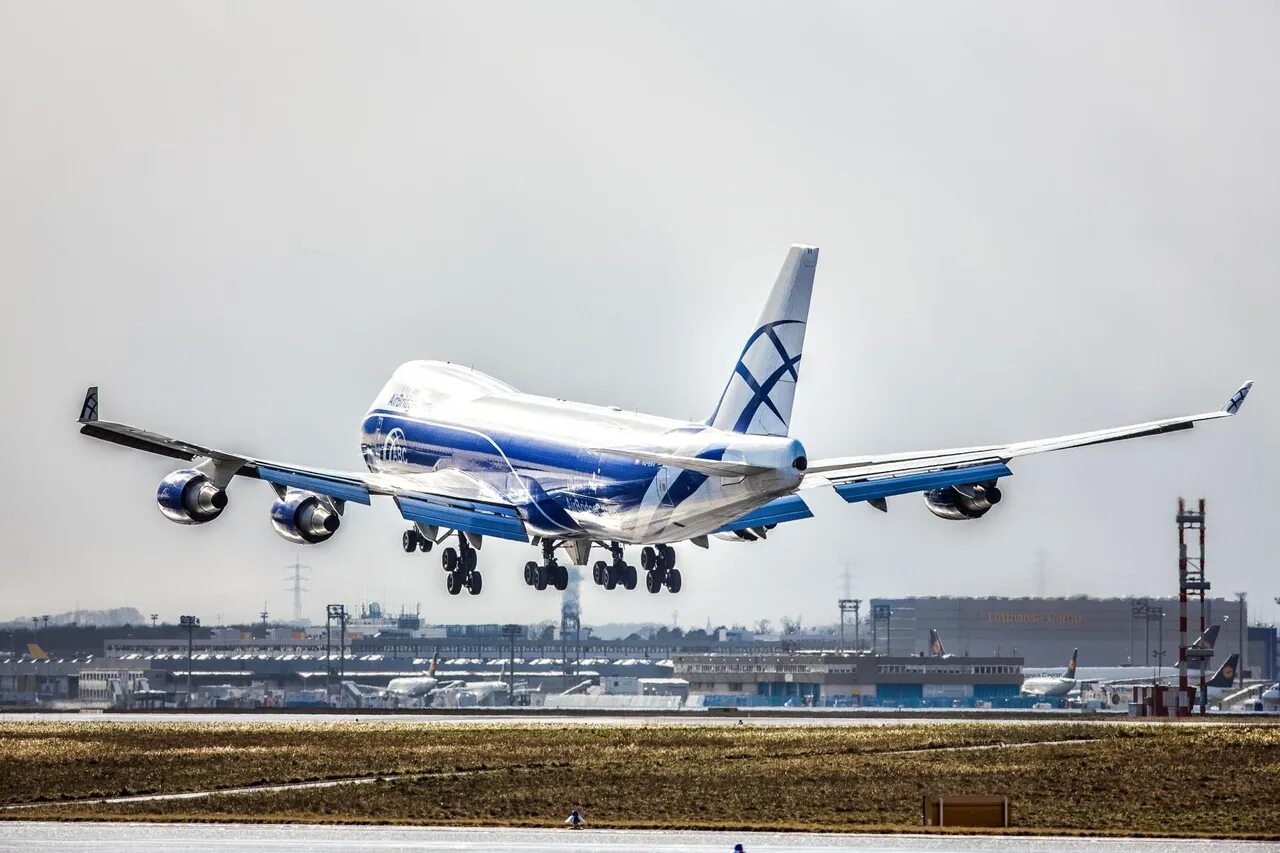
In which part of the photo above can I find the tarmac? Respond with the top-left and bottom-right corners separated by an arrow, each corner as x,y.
1,822 -> 1274,852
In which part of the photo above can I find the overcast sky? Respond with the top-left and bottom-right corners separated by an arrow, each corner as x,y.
2,2 -> 1276,630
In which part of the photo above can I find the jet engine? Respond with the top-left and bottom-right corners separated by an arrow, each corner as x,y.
923,481 -> 1002,520
156,469 -> 228,524
270,489 -> 341,545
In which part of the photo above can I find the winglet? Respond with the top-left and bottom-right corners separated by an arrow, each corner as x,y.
79,386 -> 99,423
1224,381 -> 1253,415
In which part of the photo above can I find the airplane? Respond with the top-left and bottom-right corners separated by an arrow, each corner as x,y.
1205,653 -> 1239,691
928,629 -> 949,658
76,245 -> 1255,599
1020,648 -> 1078,698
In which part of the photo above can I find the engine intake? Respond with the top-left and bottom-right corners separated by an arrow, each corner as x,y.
923,481 -> 1003,521
157,469 -> 228,524
270,489 -> 341,545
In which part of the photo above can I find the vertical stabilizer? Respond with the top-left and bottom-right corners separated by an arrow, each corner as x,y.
1065,648 -> 1078,679
709,245 -> 818,436
929,629 -> 946,657
1207,653 -> 1239,688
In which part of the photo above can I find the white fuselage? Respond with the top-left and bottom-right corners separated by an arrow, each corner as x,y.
359,361 -> 806,544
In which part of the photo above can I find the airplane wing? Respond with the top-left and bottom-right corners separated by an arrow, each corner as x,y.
804,381 -> 1253,507
77,387 -> 529,542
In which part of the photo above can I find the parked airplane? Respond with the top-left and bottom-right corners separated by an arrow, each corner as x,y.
929,629 -> 948,658
1206,653 -> 1240,690
77,246 -> 1254,598
1020,648 -> 1079,698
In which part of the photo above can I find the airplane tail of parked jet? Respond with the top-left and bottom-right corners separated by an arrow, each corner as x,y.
26,644 -> 48,661
708,245 -> 818,437
1207,653 -> 1239,689
1192,624 -> 1221,652
1065,648 -> 1078,680
929,629 -> 946,657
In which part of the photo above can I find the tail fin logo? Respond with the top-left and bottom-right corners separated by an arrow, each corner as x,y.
709,245 -> 818,437
721,321 -> 804,434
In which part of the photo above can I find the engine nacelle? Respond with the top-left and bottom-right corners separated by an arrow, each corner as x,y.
270,489 -> 341,545
156,469 -> 228,524
923,481 -> 1003,521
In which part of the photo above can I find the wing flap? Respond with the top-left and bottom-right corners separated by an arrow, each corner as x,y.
256,466 -> 372,506
395,495 -> 528,542
832,462 -> 1011,504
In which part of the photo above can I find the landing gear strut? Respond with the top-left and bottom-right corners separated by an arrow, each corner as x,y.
592,541 -> 636,591
525,539 -> 568,592
441,534 -> 482,596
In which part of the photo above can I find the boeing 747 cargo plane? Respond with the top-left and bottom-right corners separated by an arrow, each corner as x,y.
78,246 -> 1253,598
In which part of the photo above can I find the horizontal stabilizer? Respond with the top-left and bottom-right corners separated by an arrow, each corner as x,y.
592,447 -> 772,478
714,494 -> 813,534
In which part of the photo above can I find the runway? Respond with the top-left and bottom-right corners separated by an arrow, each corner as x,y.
0,822 -> 1271,852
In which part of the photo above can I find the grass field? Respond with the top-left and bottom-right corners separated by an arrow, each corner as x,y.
1,720 -> 1278,838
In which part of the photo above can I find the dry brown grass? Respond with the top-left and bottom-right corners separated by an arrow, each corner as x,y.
2,721 -> 1277,838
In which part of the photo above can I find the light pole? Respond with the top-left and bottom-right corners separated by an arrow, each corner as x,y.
502,624 -> 521,705
326,605 -> 347,697
1236,592 -> 1247,683
838,599 -> 858,653
179,615 -> 199,706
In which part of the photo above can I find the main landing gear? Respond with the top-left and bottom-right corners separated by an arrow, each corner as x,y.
402,528 -> 433,554
440,533 -> 482,596
640,544 -> 681,594
588,543 -> 679,593
591,541 -> 637,591
524,539 -> 569,592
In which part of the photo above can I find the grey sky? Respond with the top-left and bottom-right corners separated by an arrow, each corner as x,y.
2,2 -> 1276,629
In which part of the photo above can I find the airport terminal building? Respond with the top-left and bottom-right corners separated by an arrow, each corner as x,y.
674,651 -> 1025,708
868,596 -> 1255,673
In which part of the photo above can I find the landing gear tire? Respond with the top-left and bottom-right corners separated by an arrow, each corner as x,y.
553,564 -> 569,591
640,546 -> 656,571
535,564 -> 549,591
441,547 -> 459,572
592,561 -> 606,586
419,538 -> 433,553
402,530 -> 417,553
645,570 -> 662,594
656,544 -> 676,571
603,564 -> 617,591
524,561 -> 538,586
466,571 -> 483,595
463,548 -> 478,572
622,564 -> 637,590
664,568 -> 682,593
446,572 -> 462,595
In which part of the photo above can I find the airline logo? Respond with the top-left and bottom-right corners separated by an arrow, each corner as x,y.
1221,664 -> 1235,681
381,428 -> 408,465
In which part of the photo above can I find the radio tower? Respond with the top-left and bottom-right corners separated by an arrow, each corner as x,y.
283,558 -> 311,624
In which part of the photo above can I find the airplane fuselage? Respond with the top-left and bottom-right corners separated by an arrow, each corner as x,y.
358,361 -> 807,544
